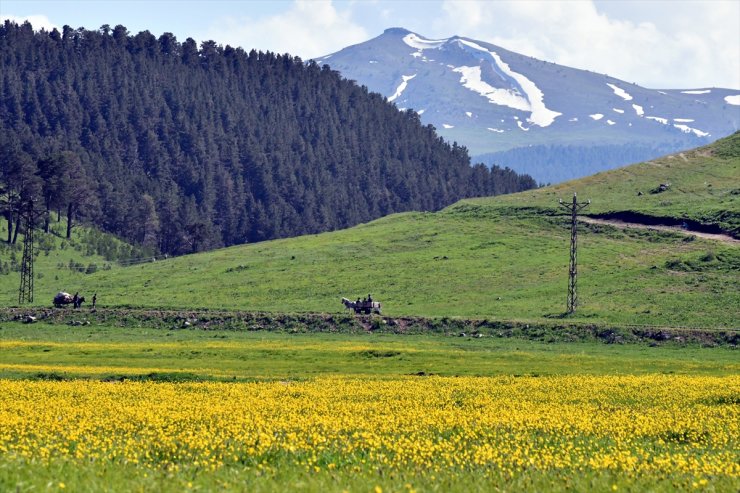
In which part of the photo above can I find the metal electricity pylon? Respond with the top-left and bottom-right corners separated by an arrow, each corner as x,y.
559,193 -> 590,314
18,201 -> 37,304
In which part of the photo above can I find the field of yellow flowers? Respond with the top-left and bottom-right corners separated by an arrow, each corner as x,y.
1,374 -> 738,491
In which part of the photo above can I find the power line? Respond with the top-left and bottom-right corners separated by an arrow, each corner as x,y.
558,193 -> 590,314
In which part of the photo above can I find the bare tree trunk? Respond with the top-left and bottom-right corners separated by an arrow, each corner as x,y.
5,212 -> 12,243
12,214 -> 21,244
66,202 -> 73,239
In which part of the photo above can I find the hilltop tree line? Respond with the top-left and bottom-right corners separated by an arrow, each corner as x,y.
0,21 -> 536,254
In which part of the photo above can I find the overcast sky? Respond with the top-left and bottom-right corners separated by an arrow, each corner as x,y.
3,0 -> 739,89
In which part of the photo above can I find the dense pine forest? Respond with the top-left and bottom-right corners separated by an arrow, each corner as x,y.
0,21 -> 536,254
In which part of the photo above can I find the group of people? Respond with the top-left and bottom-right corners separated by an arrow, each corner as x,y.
355,294 -> 373,306
71,292 -> 97,309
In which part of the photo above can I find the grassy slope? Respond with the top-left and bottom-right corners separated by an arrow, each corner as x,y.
476,131 -> 740,232
2,135 -> 738,328
0,220 -> 147,303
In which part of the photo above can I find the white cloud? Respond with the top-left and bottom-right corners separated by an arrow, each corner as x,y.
1,14 -> 57,32
437,0 -> 740,89
200,0 -> 368,59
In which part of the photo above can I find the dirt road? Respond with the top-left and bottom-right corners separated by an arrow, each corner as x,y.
580,217 -> 739,245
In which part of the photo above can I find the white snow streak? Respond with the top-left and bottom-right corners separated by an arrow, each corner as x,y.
487,127 -> 504,133
646,116 -> 669,124
606,83 -> 633,101
673,124 -> 709,137
416,109 -> 425,115
369,60 -> 378,64
457,39 -> 561,127
681,89 -> 711,94
465,111 -> 473,117
725,95 -> 740,105
516,121 -> 529,131
442,124 -> 454,129
673,118 -> 694,122
452,66 -> 531,112
569,117 -> 578,122
632,104 -> 644,116
612,108 -> 625,114
402,33 -> 447,50
388,74 -> 417,102
607,120 -> 616,125
589,113 -> 604,120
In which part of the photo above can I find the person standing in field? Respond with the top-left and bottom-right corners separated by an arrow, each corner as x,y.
92,293 -> 97,310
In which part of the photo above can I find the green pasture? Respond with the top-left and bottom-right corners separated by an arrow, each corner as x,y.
7,210 -> 735,328
3,458 -> 728,493
1,322 -> 737,381
1,323 -> 738,492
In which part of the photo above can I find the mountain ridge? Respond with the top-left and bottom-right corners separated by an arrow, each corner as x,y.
316,28 -> 740,183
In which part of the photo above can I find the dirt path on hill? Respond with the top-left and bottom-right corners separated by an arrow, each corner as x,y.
580,217 -> 739,245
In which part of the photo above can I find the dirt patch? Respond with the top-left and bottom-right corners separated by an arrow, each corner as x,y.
582,215 -> 739,245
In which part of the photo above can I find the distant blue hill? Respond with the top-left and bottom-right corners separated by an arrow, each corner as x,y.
316,28 -> 740,183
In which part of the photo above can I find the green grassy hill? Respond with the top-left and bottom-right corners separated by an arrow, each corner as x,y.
480,131 -> 739,234
0,219 -> 153,305
2,134 -> 738,328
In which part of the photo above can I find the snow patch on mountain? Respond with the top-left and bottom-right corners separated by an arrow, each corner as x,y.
487,127 -> 504,133
453,66 -> 531,112
613,108 -> 625,114
590,113 -> 604,120
682,89 -> 711,94
442,123 -> 454,129
606,83 -> 633,101
516,121 -> 529,131
457,39 -> 561,127
632,104 -> 644,116
607,120 -> 616,125
673,124 -> 709,137
465,111 -> 473,117
673,118 -> 694,122
725,95 -> 740,105
388,74 -> 417,102
403,33 -> 447,50
646,116 -> 669,124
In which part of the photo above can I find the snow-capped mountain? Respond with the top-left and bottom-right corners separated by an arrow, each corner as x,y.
316,28 -> 740,183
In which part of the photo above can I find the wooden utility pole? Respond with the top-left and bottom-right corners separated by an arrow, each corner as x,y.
559,193 -> 590,314
18,201 -> 36,304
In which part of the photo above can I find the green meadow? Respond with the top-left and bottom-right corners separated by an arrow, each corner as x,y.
1,323 -> 738,493
1,322 -> 737,381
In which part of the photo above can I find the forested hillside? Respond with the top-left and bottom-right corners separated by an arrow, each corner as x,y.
0,21 -> 535,254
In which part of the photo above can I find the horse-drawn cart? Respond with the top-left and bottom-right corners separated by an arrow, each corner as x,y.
341,297 -> 382,315
53,291 -> 84,308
